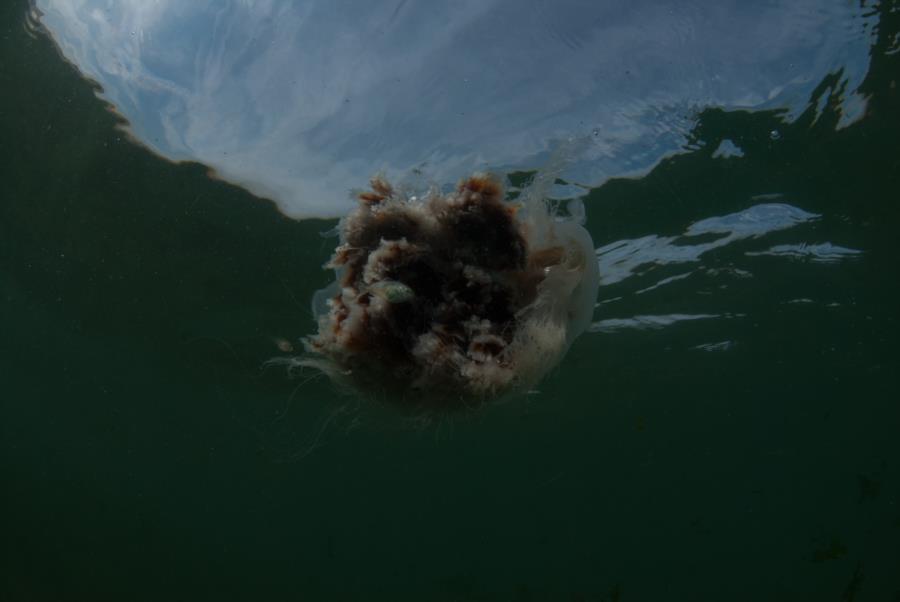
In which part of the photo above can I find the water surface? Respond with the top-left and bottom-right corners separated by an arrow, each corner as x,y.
35,0 -> 877,217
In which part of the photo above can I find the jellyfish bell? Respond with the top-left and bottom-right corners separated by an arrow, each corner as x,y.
300,172 -> 598,411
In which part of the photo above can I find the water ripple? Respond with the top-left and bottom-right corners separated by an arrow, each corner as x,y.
596,202 -> 820,286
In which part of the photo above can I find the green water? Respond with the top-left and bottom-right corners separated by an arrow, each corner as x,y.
2,1 -> 899,600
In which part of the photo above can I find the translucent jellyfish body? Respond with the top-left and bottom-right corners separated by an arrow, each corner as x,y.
302,174 -> 598,410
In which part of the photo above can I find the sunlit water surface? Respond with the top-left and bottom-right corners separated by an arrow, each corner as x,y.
35,0 -> 875,218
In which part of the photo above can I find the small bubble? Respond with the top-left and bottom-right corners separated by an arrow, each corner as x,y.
769,129 -> 781,140
592,129 -> 600,137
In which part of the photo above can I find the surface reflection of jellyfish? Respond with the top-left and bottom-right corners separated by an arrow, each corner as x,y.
289,169 -> 599,412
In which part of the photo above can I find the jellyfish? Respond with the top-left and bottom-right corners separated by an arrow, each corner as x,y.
298,172 -> 598,410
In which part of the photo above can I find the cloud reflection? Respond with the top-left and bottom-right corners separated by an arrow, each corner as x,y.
746,243 -> 863,263
588,312 -> 734,334
35,0 -> 876,218
591,201 -> 863,334
596,203 -> 821,286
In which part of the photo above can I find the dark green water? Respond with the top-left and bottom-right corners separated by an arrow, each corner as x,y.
2,1 -> 899,600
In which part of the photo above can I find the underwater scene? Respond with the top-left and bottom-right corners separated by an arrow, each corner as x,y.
2,0 -> 899,599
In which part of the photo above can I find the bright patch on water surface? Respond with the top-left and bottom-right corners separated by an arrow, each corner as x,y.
34,0 -> 877,218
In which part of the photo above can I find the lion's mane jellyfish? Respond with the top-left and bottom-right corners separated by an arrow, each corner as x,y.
301,173 -> 598,410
